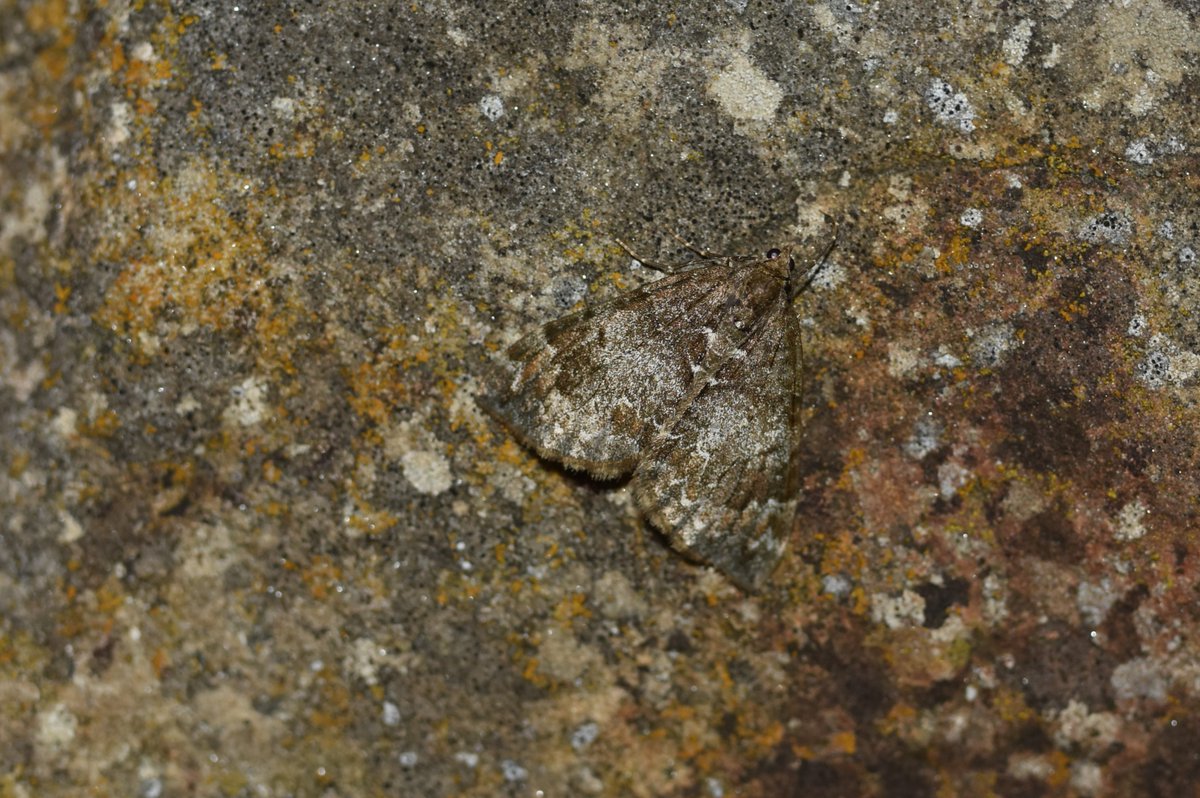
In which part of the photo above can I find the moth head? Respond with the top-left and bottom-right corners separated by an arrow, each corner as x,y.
764,246 -> 793,267
763,246 -> 805,300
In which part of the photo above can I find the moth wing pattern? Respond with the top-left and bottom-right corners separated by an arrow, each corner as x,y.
630,294 -> 804,590
486,258 -> 763,478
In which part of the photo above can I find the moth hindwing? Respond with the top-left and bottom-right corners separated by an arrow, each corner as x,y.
486,236 -> 832,590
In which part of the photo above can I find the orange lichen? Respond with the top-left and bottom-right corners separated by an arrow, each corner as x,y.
552,593 -> 592,624
300,556 -> 344,600
937,232 -> 972,271
91,159 -> 305,380
990,686 -> 1036,725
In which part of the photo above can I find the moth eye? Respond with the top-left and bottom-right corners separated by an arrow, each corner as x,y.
765,248 -> 782,260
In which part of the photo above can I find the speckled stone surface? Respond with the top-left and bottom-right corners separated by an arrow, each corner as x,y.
2,2 -> 1199,796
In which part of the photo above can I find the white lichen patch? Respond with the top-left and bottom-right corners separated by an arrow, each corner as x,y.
58,509 -> 84,544
1069,0 -> 1198,116
1124,138 -> 1154,165
501,760 -> 528,782
810,256 -> 847,290
222,376 -> 270,427
1080,578 -> 1113,628
1113,499 -> 1147,542
1138,335 -> 1200,388
400,449 -> 453,496
925,78 -> 976,133
1076,579 -> 1118,627
0,165 -> 54,251
887,342 -> 922,378
937,460 -> 970,500
1007,753 -> 1056,781
1052,700 -> 1121,754
1078,211 -> 1132,245
35,703 -> 78,751
933,346 -> 963,369
822,573 -> 852,598
270,95 -> 297,120
593,569 -> 648,620
383,416 -> 455,496
982,573 -> 1009,623
1071,762 -> 1104,797
708,53 -> 784,122
536,629 -> 602,684
176,522 -> 238,581
1001,480 -> 1046,523
1002,19 -> 1035,66
571,721 -> 600,751
969,323 -> 1017,368
870,589 -> 926,628
881,174 -> 931,233
959,208 -> 983,228
903,414 -> 942,460
564,20 -> 668,125
50,406 -> 77,439
478,94 -> 505,121
106,100 -> 132,148
345,638 -> 388,685
1110,656 -> 1167,702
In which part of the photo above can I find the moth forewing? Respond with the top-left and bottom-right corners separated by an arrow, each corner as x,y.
485,234 -> 832,589
630,282 -> 804,590
486,255 -> 774,475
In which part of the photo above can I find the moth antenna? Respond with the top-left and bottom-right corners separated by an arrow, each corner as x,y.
661,228 -> 727,260
614,237 -> 675,274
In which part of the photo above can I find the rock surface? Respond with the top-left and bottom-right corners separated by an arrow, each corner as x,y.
2,2 -> 1198,795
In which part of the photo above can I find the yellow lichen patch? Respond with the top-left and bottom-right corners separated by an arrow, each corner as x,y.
829,729 -> 856,755
835,446 -> 868,492
262,459 -> 283,483
300,556 -> 344,600
552,592 -> 592,625
27,0 -> 75,83
936,232 -> 972,272
25,0 -> 68,32
6,449 -> 30,479
990,685 -> 1035,725
52,282 -> 71,313
0,628 -> 48,676
308,672 -> 353,731
818,530 -> 869,585
881,627 -> 972,687
92,159 -> 302,372
1045,749 -> 1072,787
80,408 -> 121,438
345,355 -> 410,425
343,496 -> 399,537
877,701 -> 920,738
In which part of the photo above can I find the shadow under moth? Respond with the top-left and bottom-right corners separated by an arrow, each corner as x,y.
484,232 -> 835,590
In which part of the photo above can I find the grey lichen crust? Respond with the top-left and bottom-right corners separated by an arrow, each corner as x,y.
485,237 -> 831,590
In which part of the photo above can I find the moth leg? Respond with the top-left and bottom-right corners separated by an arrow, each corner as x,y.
789,224 -> 842,300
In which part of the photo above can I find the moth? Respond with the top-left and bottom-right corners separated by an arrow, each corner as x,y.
485,233 -> 835,590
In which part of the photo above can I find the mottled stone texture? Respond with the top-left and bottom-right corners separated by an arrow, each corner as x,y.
1,1 -> 1198,796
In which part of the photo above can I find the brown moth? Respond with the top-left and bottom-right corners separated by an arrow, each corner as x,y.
484,233 -> 835,590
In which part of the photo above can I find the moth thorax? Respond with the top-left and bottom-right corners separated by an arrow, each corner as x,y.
747,259 -> 789,294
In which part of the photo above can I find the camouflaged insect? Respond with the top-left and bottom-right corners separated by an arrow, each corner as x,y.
485,234 -> 834,590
